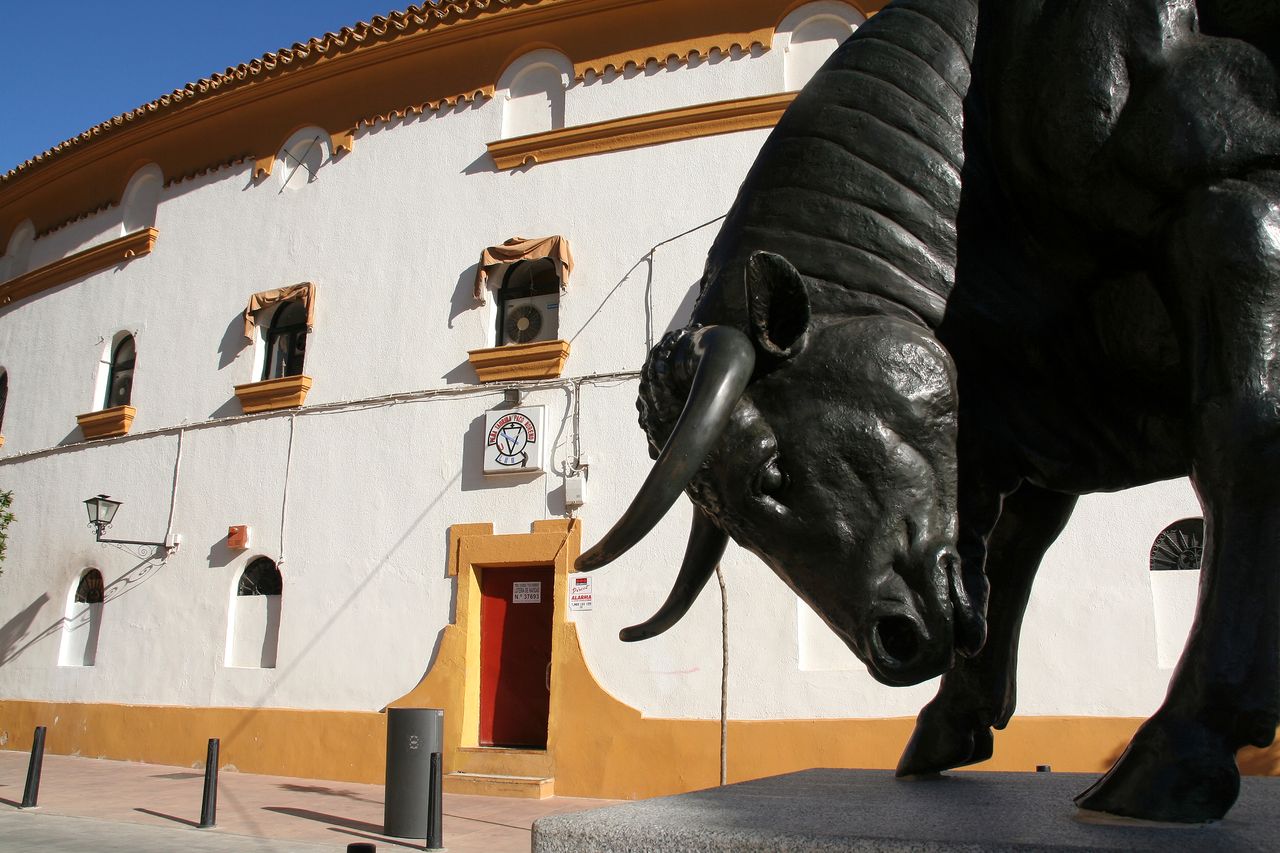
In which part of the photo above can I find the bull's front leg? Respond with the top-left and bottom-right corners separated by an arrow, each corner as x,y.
898,482 -> 1077,776
1077,177 -> 1280,822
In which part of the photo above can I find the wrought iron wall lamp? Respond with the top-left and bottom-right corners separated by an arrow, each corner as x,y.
83,494 -> 180,554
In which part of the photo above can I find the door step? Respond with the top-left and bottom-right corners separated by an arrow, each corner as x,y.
454,746 -> 553,778
444,771 -> 555,799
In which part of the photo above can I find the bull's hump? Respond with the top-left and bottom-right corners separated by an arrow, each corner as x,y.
701,0 -> 977,331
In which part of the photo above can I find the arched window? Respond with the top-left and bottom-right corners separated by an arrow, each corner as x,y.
778,3 -> 864,92
1149,517 -> 1204,669
0,370 -> 9,435
263,300 -> 308,380
499,51 -> 572,138
75,569 -> 105,603
60,568 -> 104,666
229,557 -> 282,668
276,127 -> 331,190
104,334 -> 135,408
2,220 -> 35,283
121,164 -> 162,234
239,557 -> 283,595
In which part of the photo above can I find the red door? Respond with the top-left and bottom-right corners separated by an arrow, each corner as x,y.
480,567 -> 554,747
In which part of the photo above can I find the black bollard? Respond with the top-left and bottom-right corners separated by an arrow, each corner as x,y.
347,844 -> 377,852
425,751 -> 443,851
20,726 -> 46,809
198,738 -> 220,828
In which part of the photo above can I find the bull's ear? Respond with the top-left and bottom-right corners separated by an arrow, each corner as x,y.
744,251 -> 811,359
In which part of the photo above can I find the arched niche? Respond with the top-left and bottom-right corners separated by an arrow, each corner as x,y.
120,164 -> 163,234
777,2 -> 864,92
227,556 -> 282,668
498,50 -> 572,138
277,127 -> 332,191
59,568 -> 104,667
2,220 -> 35,283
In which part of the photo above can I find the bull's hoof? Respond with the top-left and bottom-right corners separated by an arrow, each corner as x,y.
1074,715 -> 1239,823
896,704 -> 994,777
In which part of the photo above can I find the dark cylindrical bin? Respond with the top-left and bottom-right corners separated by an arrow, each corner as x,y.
384,708 -> 444,839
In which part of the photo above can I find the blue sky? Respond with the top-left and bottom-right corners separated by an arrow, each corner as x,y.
0,1 -> 416,174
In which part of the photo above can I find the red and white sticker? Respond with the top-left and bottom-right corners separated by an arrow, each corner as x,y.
569,576 -> 593,611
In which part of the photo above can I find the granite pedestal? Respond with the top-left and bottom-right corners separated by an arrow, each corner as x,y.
532,769 -> 1280,852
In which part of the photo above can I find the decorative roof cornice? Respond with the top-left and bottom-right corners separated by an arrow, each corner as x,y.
0,0 -> 886,246
1,1 -> 532,186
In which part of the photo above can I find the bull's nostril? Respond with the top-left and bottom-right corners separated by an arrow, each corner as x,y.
875,615 -> 921,666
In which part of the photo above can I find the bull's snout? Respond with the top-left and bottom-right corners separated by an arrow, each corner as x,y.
865,545 -> 960,686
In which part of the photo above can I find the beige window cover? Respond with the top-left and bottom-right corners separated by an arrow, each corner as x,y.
243,282 -> 316,339
474,235 -> 574,303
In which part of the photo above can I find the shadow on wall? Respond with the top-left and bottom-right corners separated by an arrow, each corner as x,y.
207,533 -> 240,568
0,594 -> 49,666
218,470 -> 461,749
449,263 -> 479,329
0,553 -> 166,667
218,310 -> 249,370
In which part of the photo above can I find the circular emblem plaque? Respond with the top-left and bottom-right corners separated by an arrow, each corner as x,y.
487,412 -> 537,467
1150,517 -> 1204,572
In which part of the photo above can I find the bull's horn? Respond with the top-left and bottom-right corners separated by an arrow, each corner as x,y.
576,325 -> 755,571
620,509 -> 727,641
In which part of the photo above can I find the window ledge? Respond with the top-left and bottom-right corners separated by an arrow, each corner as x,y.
486,92 -> 795,170
1,228 -> 159,309
235,375 -> 313,414
76,405 -> 137,440
468,340 -> 570,383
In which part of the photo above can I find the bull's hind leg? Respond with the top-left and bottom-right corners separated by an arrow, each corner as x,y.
1077,176 -> 1280,822
897,483 -> 1077,776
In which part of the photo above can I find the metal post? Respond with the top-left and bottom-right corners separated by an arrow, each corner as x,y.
20,726 -> 46,809
425,751 -> 443,851
198,738 -> 220,828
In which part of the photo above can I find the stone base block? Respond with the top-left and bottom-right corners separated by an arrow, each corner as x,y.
532,768 -> 1280,852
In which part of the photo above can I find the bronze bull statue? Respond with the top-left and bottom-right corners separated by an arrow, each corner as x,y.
579,0 -> 1280,822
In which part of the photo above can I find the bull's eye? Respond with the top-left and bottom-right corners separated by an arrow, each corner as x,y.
756,456 -> 788,499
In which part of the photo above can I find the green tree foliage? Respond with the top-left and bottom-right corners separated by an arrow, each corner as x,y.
0,490 -> 13,576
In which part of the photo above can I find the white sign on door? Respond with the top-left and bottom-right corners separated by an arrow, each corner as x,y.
569,576 -> 593,611
513,581 -> 542,604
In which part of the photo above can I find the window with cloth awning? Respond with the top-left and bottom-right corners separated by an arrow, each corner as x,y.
474,236 -> 573,304
243,282 -> 316,340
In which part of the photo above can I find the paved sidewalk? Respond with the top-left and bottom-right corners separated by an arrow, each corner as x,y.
0,750 -> 616,852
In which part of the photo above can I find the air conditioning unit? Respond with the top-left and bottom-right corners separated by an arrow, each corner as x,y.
501,294 -> 559,345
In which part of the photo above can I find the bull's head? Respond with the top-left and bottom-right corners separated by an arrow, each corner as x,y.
578,251 -> 984,686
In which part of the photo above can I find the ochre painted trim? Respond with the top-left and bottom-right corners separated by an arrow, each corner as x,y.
0,702 -> 387,782
467,339 -> 571,382
488,92 -> 796,169
233,374 -> 313,414
0,228 -> 158,309
5,701 -> 1279,799
0,1 -> 890,247
75,405 -> 137,440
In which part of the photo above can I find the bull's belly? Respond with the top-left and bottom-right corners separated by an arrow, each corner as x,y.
994,398 -> 1189,494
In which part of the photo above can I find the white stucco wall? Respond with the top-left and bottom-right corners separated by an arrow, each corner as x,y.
0,8 -> 1205,725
